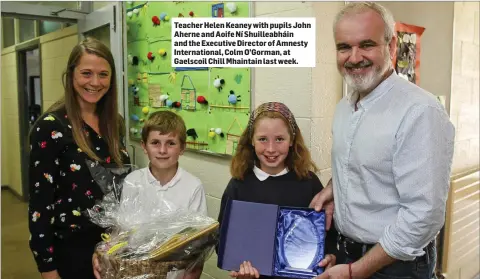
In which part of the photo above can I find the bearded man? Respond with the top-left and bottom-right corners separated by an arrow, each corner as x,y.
311,2 -> 455,279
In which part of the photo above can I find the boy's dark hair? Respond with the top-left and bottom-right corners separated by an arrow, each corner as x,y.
141,111 -> 187,147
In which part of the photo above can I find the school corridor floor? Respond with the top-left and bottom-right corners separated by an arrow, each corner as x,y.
1,188 -> 40,279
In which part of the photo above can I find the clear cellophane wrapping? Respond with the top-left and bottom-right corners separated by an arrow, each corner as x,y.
84,162 -> 218,279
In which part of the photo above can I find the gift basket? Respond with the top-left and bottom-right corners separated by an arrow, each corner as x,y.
84,160 -> 219,279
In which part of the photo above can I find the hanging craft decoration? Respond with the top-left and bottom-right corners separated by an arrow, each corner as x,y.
132,56 -> 139,66
158,49 -> 167,57
126,2 -> 251,156
147,52 -> 155,62
152,16 -> 160,26
228,90 -> 241,104
197,96 -> 208,105
392,22 -> 425,85
213,76 -> 225,91
208,128 -> 216,138
226,3 -> 237,14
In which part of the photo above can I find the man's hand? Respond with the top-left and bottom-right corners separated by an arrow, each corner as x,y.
41,270 -> 61,279
315,264 -> 350,279
310,179 -> 334,230
318,254 -> 336,269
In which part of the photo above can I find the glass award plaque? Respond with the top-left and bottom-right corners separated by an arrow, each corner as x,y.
217,200 -> 326,279
275,209 -> 325,278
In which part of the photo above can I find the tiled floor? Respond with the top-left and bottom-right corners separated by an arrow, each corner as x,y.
1,188 -> 41,279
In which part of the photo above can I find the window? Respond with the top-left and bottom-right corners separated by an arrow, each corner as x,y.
39,20 -> 64,36
2,17 -> 15,48
19,18 -> 36,42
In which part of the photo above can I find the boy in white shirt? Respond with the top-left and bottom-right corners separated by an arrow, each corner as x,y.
93,111 -> 207,279
123,111 -> 207,216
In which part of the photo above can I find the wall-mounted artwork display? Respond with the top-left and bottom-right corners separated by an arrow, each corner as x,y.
125,1 -> 251,156
392,22 -> 425,85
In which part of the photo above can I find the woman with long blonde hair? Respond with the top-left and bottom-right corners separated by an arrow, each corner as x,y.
28,37 -> 130,279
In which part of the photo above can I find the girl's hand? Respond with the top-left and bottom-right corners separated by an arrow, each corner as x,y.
229,261 -> 260,279
318,254 -> 336,269
92,253 -> 102,279
41,270 -> 61,279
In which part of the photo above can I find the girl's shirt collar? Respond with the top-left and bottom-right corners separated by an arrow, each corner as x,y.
253,165 -> 289,181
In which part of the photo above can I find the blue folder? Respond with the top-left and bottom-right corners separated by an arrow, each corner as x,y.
217,200 -> 326,279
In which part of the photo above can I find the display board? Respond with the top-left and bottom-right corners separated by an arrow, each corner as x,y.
392,22 -> 425,85
126,1 -> 251,156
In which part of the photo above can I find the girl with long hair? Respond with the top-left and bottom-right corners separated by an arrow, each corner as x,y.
217,102 -> 338,279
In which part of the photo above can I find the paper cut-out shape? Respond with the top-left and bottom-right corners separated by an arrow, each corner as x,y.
180,75 -> 197,111
168,72 -> 177,84
148,84 -> 164,108
212,3 -> 224,18
234,74 -> 243,84
225,118 -> 243,155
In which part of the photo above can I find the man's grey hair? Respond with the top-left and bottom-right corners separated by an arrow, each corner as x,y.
333,2 -> 396,43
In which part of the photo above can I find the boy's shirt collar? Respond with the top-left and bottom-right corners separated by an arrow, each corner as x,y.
253,165 -> 289,181
146,164 -> 182,190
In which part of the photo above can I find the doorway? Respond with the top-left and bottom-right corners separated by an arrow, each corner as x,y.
17,46 -> 42,201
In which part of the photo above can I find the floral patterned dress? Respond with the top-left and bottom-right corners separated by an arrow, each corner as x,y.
28,108 -> 130,275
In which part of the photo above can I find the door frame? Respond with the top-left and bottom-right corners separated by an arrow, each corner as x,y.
16,41 -> 42,201
1,2 -> 90,22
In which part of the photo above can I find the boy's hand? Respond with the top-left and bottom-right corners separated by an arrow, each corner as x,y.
92,253 -> 102,279
318,254 -> 336,269
183,264 -> 203,279
229,261 -> 260,279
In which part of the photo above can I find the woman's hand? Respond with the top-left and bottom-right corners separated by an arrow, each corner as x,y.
318,254 -> 336,269
41,270 -> 61,279
92,253 -> 102,279
229,261 -> 260,279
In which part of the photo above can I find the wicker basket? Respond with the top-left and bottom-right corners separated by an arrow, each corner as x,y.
99,253 -> 191,279
97,223 -> 219,278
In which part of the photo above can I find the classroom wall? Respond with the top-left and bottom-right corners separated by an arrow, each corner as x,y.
442,2 -> 479,279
